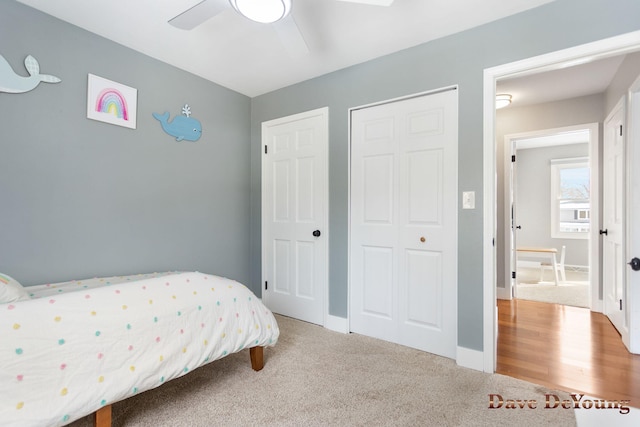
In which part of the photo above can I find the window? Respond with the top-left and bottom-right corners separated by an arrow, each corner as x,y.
550,157 -> 590,239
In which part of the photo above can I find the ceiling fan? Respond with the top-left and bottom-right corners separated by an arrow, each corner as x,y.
168,0 -> 395,56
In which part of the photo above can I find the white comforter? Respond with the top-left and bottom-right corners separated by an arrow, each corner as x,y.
0,271 -> 279,426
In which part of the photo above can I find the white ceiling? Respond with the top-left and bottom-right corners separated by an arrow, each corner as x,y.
16,0 -> 555,97
497,55 -> 627,108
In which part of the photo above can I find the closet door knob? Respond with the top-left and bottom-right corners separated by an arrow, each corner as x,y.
420,236 -> 426,243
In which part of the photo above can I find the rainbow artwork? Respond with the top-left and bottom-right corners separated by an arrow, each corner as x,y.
95,88 -> 129,121
87,74 -> 137,129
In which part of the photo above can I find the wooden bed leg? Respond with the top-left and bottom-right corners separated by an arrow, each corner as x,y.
250,346 -> 264,371
94,404 -> 112,427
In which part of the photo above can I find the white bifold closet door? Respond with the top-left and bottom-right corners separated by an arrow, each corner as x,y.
350,89 -> 458,358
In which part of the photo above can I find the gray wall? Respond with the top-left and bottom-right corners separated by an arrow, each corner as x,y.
250,0 -> 640,352
516,143 -> 590,266
496,94 -> 604,287
605,51 -> 640,112
0,2 -> 252,287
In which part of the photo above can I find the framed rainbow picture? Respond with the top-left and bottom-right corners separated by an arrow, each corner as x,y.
87,74 -> 137,129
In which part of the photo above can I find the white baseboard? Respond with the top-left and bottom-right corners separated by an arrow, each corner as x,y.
496,285 -> 511,300
457,346 -> 484,372
325,314 -> 349,334
517,260 -> 541,268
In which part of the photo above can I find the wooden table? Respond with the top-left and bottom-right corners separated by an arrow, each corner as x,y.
516,247 -> 559,285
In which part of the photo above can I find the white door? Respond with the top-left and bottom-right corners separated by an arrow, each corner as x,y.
262,107 -> 328,326
350,89 -> 458,358
603,99 -> 627,338
509,141 -> 518,299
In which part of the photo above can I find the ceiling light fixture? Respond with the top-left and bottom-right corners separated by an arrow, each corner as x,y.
229,0 -> 292,24
496,94 -> 512,109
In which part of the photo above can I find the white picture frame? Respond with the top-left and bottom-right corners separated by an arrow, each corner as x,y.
87,74 -> 137,129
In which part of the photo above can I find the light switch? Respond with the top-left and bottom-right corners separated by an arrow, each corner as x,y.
462,191 -> 475,209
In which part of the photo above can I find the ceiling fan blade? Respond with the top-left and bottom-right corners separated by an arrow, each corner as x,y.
169,0 -> 228,30
335,0 -> 395,6
273,14 -> 309,57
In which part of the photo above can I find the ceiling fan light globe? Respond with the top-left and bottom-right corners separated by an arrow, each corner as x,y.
229,0 -> 291,24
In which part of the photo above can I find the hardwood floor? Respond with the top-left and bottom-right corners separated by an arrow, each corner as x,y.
497,298 -> 640,408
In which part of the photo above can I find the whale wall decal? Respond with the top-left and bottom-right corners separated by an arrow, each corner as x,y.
153,104 -> 202,142
0,54 -> 61,94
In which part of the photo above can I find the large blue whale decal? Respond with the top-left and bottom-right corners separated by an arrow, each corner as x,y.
0,54 -> 61,94
153,104 -> 202,142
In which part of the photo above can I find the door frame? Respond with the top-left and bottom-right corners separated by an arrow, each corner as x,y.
501,123 -> 600,312
261,106 -> 329,327
483,30 -> 640,372
347,85 -> 459,334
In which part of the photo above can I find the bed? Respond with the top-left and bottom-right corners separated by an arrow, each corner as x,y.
0,271 -> 279,427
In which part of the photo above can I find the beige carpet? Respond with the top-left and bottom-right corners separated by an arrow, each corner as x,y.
69,315 -> 576,426
516,282 -> 590,308
516,268 -> 590,308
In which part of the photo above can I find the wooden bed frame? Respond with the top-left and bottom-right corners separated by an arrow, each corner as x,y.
92,346 -> 264,427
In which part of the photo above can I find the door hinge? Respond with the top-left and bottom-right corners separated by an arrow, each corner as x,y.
265,281 -> 268,290
492,238 -> 495,247
620,299 -> 623,310
512,271 -> 516,279
264,145 -> 268,154
620,125 -> 623,136
511,154 -> 516,162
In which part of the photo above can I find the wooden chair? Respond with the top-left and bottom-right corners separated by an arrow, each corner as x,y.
540,245 -> 566,283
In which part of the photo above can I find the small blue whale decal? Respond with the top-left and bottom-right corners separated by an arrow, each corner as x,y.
153,104 -> 202,142
0,54 -> 61,94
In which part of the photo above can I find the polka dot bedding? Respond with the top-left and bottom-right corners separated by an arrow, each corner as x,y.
0,271 -> 279,426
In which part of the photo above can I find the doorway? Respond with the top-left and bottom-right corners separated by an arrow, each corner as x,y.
261,107 -> 329,326
503,124 -> 598,310
482,30 -> 640,372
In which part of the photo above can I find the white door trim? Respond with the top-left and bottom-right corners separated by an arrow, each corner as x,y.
483,30 -> 640,373
501,135 -> 516,301
502,123 -> 600,310
261,106 -> 329,328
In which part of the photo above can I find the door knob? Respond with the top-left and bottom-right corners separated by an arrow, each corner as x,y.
600,229 -> 608,235
312,230 -> 321,237
420,236 -> 426,243
516,225 -> 522,230
629,257 -> 640,271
